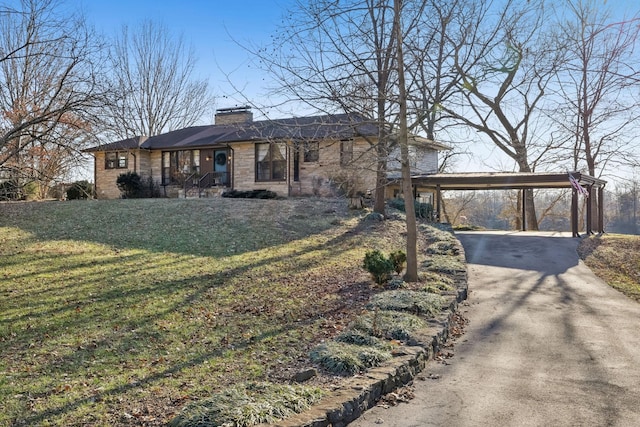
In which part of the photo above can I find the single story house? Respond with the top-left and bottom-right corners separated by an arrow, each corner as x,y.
85,107 -> 449,200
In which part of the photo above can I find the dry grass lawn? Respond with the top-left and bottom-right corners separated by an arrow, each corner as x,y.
0,198 -> 456,426
577,233 -> 640,302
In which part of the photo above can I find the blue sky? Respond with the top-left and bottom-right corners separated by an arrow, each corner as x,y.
77,0 -> 295,110
59,1 -> 640,181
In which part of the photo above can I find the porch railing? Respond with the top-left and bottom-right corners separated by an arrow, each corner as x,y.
183,172 -> 229,197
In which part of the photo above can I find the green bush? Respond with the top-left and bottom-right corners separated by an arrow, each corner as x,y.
141,175 -> 162,198
23,181 -> 39,200
363,249 -> 395,285
116,171 -> 143,198
389,250 -> 407,274
66,180 -> 93,200
387,198 -> 434,220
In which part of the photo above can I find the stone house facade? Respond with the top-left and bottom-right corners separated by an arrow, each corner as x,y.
85,107 -> 448,200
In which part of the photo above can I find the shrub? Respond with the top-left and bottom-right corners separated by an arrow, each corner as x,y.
389,250 -> 406,274
363,249 -> 395,285
415,201 -> 434,219
222,189 -> 278,199
141,175 -> 162,198
66,180 -> 93,200
387,198 -> 434,220
0,180 -> 22,201
116,171 -> 143,198
23,181 -> 39,200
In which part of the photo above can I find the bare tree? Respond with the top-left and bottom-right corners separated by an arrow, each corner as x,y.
254,0 -> 407,214
393,0 -> 420,280
0,0 -> 102,196
255,0 -> 432,275
552,0 -> 640,177
104,20 -> 214,140
440,0 -> 562,230
405,0 -> 491,143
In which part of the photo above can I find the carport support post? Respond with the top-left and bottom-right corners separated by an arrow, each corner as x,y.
571,188 -> 579,237
598,186 -> 604,233
436,184 -> 442,223
521,189 -> 527,231
586,185 -> 593,235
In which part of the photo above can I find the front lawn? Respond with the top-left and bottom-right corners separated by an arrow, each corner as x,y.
0,198 -> 456,426
577,233 -> 640,302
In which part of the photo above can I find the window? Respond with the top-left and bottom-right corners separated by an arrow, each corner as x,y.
303,141 -> 319,162
105,151 -> 128,169
340,139 -> 353,165
162,150 -> 200,184
256,142 -> 287,181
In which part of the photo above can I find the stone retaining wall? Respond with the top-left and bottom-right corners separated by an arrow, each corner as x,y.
262,262 -> 469,427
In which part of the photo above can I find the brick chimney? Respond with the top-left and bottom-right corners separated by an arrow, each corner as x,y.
214,106 -> 253,125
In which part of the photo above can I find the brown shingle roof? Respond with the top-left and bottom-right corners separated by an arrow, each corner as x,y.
86,113 -> 448,151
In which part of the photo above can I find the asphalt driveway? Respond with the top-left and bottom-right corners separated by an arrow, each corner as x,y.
349,231 -> 640,426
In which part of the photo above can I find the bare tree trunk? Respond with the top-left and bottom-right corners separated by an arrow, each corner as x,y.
394,0 -> 418,282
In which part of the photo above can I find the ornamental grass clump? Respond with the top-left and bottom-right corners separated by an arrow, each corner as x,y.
335,329 -> 390,348
418,271 -> 456,294
309,341 -> 392,375
426,240 -> 460,256
350,309 -> 427,342
169,382 -> 325,427
366,290 -> 446,317
422,255 -> 466,274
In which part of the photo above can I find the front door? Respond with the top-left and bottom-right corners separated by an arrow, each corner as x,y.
214,150 -> 228,185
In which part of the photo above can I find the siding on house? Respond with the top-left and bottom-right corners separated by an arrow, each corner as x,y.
386,145 -> 439,178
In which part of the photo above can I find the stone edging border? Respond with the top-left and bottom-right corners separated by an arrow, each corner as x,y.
266,240 -> 469,427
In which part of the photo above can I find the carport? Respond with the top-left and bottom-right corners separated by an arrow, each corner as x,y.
411,172 -> 607,237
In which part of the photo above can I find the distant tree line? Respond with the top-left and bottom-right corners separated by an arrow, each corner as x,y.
441,183 -> 640,235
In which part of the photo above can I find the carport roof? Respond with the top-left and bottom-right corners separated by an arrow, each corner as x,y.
411,171 -> 606,190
